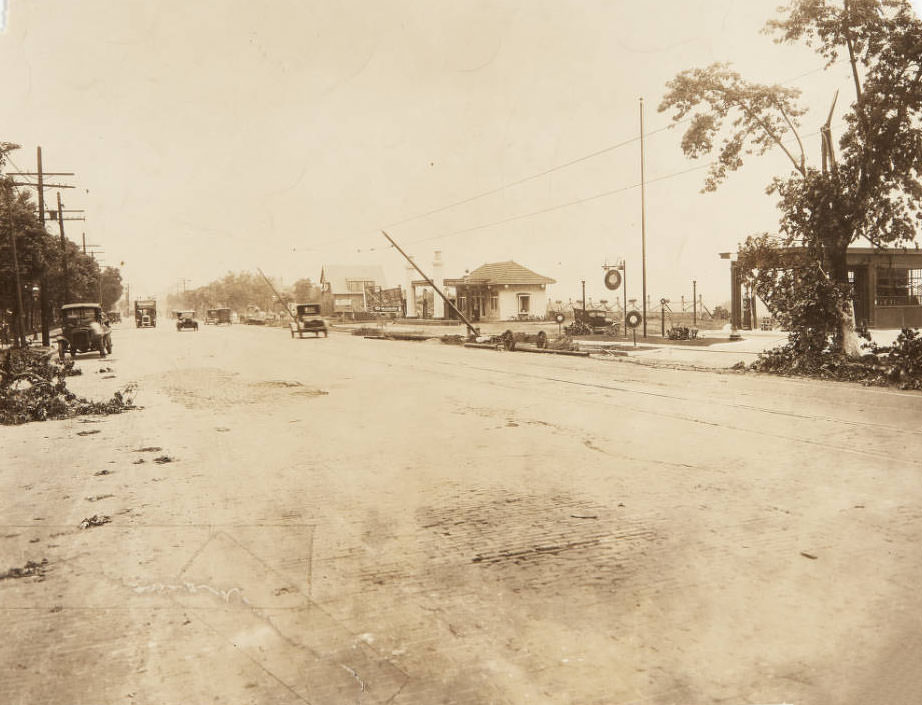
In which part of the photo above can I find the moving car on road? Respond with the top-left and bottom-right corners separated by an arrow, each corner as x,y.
289,303 -> 328,338
205,308 -> 233,325
58,303 -> 112,360
135,299 -> 157,328
174,310 -> 199,332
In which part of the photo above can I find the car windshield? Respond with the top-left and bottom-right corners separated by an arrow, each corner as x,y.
64,308 -> 99,324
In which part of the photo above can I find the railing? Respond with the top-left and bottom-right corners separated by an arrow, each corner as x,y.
876,295 -> 922,307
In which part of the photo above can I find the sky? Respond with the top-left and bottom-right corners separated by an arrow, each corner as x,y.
0,0 -> 916,309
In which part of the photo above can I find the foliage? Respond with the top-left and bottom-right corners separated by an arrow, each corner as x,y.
99,267 -> 123,312
749,327 -> 922,390
1,172 -> 113,336
736,233 -> 851,357
659,0 -> 922,355
711,305 -> 730,320
292,278 -> 321,304
0,347 -> 136,425
167,271 -> 289,316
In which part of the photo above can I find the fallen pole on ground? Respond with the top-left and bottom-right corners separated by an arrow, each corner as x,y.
464,342 -> 502,350
514,343 -> 591,357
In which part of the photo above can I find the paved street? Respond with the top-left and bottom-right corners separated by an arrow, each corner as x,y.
3,323 -> 922,705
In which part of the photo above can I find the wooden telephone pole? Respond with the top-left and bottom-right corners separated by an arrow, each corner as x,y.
12,146 -> 76,344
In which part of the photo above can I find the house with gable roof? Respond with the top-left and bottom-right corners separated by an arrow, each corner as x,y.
319,264 -> 388,316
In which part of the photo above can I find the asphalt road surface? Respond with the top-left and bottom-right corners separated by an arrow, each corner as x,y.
3,322 -> 922,705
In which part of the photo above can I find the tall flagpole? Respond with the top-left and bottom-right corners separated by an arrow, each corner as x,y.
640,97 -> 648,338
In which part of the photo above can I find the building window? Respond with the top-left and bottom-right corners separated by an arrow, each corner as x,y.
490,293 -> 499,311
877,268 -> 922,306
517,294 -> 530,314
346,279 -> 374,294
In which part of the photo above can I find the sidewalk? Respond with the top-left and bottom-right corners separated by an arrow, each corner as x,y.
333,320 -> 912,371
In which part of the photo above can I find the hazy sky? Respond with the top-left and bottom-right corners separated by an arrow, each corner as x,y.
0,1 -> 911,307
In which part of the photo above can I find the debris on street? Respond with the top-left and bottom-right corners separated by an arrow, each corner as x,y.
0,559 -> 48,582
0,348 -> 135,426
85,494 -> 114,502
79,515 -> 111,529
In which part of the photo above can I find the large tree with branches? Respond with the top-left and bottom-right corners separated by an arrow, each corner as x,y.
659,0 -> 922,355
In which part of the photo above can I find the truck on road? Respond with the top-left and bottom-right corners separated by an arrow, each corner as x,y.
135,299 -> 157,328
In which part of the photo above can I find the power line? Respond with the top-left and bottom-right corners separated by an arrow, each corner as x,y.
399,163 -> 711,248
364,123 -> 837,252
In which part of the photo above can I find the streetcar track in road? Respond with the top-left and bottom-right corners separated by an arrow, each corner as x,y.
304,336 -> 922,437
137,329 -> 921,465
299,339 -> 921,466
441,360 -> 921,466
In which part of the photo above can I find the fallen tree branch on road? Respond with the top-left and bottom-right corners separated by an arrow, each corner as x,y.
0,347 -> 136,425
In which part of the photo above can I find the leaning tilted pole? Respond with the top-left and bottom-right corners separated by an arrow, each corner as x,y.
256,267 -> 297,322
381,230 -> 478,338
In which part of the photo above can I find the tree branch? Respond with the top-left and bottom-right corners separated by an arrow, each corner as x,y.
737,100 -> 806,175
779,103 -> 806,172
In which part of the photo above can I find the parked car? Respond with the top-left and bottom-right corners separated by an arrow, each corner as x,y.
565,308 -> 620,336
58,303 -> 112,360
107,311 -> 122,324
289,303 -> 328,338
174,310 -> 199,332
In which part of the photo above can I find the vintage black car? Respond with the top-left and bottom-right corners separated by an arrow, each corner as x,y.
289,303 -> 327,338
58,303 -> 112,360
565,308 -> 620,336
107,311 -> 122,324
174,310 -> 199,332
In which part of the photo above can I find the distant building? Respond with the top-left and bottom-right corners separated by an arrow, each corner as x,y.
319,265 -> 388,316
442,260 -> 556,322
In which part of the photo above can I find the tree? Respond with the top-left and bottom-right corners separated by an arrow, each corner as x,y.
292,278 -> 321,304
659,0 -> 922,356
99,267 -> 123,312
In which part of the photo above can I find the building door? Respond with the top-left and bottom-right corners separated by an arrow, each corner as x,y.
849,267 -> 869,325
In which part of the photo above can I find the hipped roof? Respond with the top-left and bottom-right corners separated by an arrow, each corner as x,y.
465,261 -> 555,286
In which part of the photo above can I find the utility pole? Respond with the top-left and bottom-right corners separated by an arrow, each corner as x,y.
4,182 -> 27,347
13,147 -> 75,345
381,230 -> 479,337
640,97 -> 648,339
692,280 -> 697,326
622,261 -> 628,338
56,193 -> 70,302
581,280 -> 586,313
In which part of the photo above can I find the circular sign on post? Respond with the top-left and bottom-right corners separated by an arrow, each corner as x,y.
554,313 -> 565,324
604,268 -> 622,291
625,310 -> 643,329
